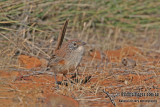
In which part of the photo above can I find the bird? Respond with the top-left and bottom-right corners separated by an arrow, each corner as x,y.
47,39 -> 86,85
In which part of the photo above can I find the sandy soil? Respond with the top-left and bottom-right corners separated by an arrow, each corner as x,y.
0,46 -> 160,107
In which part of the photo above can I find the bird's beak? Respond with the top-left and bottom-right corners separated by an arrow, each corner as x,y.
82,42 -> 86,45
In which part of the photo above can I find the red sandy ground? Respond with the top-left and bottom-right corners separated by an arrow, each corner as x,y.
0,46 -> 160,107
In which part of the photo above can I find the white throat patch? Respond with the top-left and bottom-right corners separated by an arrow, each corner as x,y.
76,46 -> 84,54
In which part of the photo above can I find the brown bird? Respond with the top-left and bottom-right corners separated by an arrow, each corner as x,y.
48,39 -> 86,85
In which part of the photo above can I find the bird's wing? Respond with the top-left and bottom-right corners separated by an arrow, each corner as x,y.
51,56 -> 66,65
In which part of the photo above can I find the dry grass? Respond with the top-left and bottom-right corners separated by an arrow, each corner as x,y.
0,0 -> 160,107
0,0 -> 160,66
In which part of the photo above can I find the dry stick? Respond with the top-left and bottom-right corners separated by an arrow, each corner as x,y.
12,20 -> 69,79
103,90 -> 116,107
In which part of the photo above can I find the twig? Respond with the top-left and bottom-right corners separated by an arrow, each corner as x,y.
14,70 -> 54,81
0,97 -> 11,99
22,70 -> 54,76
103,90 -> 116,107
9,67 -> 54,77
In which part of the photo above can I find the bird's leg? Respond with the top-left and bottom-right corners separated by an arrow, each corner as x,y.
54,73 -> 57,84
71,68 -> 79,79
75,68 -> 79,78
62,74 -> 70,86
69,68 -> 80,83
54,73 -> 60,89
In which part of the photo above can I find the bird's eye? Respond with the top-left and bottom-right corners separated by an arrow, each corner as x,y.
68,41 -> 78,50
73,42 -> 77,46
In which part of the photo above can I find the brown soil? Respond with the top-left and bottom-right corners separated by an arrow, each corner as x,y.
0,46 -> 160,107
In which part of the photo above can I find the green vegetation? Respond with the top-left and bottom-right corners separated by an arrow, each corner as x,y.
0,0 -> 160,33
0,0 -> 160,68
